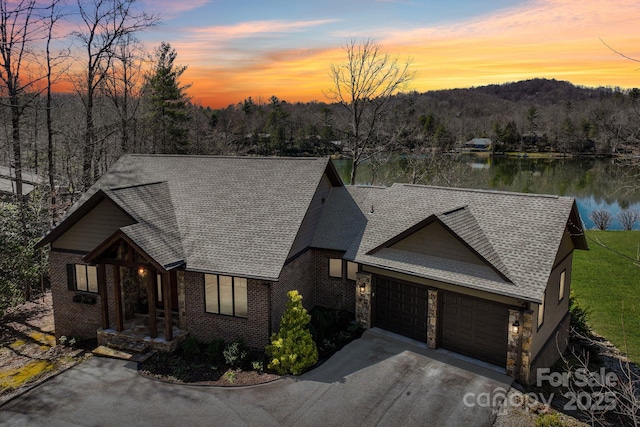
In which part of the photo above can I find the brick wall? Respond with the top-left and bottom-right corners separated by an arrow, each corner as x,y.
49,251 -> 103,340
270,249 -> 316,332
183,271 -> 270,349
315,249 -> 356,312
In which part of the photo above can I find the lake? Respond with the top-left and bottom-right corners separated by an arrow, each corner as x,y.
332,156 -> 640,230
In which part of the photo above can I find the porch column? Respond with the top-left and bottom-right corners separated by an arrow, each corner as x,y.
427,289 -> 439,349
147,271 -> 158,338
97,263 -> 109,329
162,272 -> 173,341
113,266 -> 124,332
355,272 -> 372,328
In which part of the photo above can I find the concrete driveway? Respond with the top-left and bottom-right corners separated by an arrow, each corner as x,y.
0,329 -> 512,426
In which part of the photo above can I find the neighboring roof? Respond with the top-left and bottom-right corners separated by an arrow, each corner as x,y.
0,166 -> 40,185
0,177 -> 35,195
40,155 -> 341,281
316,183 -> 586,303
465,138 -> 492,146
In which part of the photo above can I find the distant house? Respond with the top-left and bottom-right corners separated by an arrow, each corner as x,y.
464,138 -> 492,152
37,155 -> 587,384
0,166 -> 38,200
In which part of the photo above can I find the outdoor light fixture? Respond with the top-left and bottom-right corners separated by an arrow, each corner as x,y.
359,283 -> 366,294
138,266 -> 147,277
512,320 -> 520,334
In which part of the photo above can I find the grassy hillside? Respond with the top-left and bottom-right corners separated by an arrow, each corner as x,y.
572,230 -> 640,362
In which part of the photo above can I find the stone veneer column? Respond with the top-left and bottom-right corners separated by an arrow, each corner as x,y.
519,310 -> 534,383
177,271 -> 187,330
427,289 -> 438,349
506,309 -> 521,378
355,272 -> 372,328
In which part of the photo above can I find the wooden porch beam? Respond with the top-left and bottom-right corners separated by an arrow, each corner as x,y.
97,264 -> 109,329
162,272 -> 173,341
113,266 -> 124,332
147,272 -> 158,339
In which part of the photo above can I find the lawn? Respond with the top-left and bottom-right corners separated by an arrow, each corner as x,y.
572,230 -> 640,363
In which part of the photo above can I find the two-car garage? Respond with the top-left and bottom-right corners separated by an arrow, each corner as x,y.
373,276 -> 509,367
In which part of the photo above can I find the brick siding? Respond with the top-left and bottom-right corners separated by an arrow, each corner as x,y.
315,249 -> 356,312
49,251 -> 104,340
270,249 -> 316,332
183,271 -> 270,349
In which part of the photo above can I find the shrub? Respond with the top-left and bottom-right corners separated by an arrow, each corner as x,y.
535,413 -> 566,427
266,290 -> 318,375
589,209 -> 613,230
569,293 -> 591,338
181,336 -> 202,359
206,338 -> 226,363
223,339 -> 248,368
617,209 -> 639,231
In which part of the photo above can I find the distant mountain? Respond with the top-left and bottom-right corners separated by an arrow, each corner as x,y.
459,78 -> 621,105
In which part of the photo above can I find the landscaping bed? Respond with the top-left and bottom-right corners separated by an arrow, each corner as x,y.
139,306 -> 363,385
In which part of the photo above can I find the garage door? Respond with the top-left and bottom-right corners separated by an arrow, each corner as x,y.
374,277 -> 428,341
440,292 -> 508,366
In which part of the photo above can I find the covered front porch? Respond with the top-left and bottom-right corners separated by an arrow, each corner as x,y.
85,233 -> 188,352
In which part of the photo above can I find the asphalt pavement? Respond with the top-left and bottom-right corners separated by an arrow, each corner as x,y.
0,328 -> 513,426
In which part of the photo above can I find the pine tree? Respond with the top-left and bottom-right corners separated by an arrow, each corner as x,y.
144,42 -> 191,154
266,290 -> 318,375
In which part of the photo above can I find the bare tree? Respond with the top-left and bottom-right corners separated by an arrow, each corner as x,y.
44,0 -> 69,225
72,0 -> 158,189
0,0 -> 45,222
617,209 -> 639,231
590,209 -> 614,231
102,33 -> 146,154
326,38 -> 414,185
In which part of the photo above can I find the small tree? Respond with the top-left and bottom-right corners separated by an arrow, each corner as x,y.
590,209 -> 613,231
266,290 -> 318,375
617,209 -> 639,231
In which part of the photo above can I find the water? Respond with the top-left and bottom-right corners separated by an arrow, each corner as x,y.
332,156 -> 640,230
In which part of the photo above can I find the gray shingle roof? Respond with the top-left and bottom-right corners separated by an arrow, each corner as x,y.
105,182 -> 184,270
50,155 -> 335,281
316,183 -> 584,303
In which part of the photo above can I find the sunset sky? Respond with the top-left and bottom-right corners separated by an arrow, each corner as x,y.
130,0 -> 640,108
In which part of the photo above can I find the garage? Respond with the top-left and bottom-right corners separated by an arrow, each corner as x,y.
374,277 -> 428,341
440,291 -> 508,367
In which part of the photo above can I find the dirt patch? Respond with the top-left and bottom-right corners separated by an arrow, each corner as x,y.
0,291 -> 90,404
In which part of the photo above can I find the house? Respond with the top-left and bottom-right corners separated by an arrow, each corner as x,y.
37,155 -> 587,384
464,138 -> 492,152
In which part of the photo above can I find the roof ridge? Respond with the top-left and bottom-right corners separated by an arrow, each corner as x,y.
396,183 -> 565,200
107,181 -> 167,191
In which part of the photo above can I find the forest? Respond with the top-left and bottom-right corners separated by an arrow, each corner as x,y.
1,0 -> 639,315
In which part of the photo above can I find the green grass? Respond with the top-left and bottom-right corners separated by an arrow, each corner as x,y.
572,230 -> 640,363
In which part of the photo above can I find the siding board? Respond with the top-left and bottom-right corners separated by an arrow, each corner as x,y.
391,221 -> 485,265
52,199 -> 135,252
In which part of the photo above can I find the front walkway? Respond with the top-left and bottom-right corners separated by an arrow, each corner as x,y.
0,329 -> 512,427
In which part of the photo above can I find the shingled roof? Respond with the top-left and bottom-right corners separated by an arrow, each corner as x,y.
315,183 -> 586,303
40,155 -> 340,281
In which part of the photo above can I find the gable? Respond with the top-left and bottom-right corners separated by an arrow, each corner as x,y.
390,221 -> 487,266
287,172 -> 335,258
51,198 -> 135,252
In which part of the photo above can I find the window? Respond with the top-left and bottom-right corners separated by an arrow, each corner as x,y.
558,270 -> 566,302
205,274 -> 247,317
329,258 -> 342,278
538,291 -> 545,329
67,264 -> 98,293
347,261 -> 358,281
